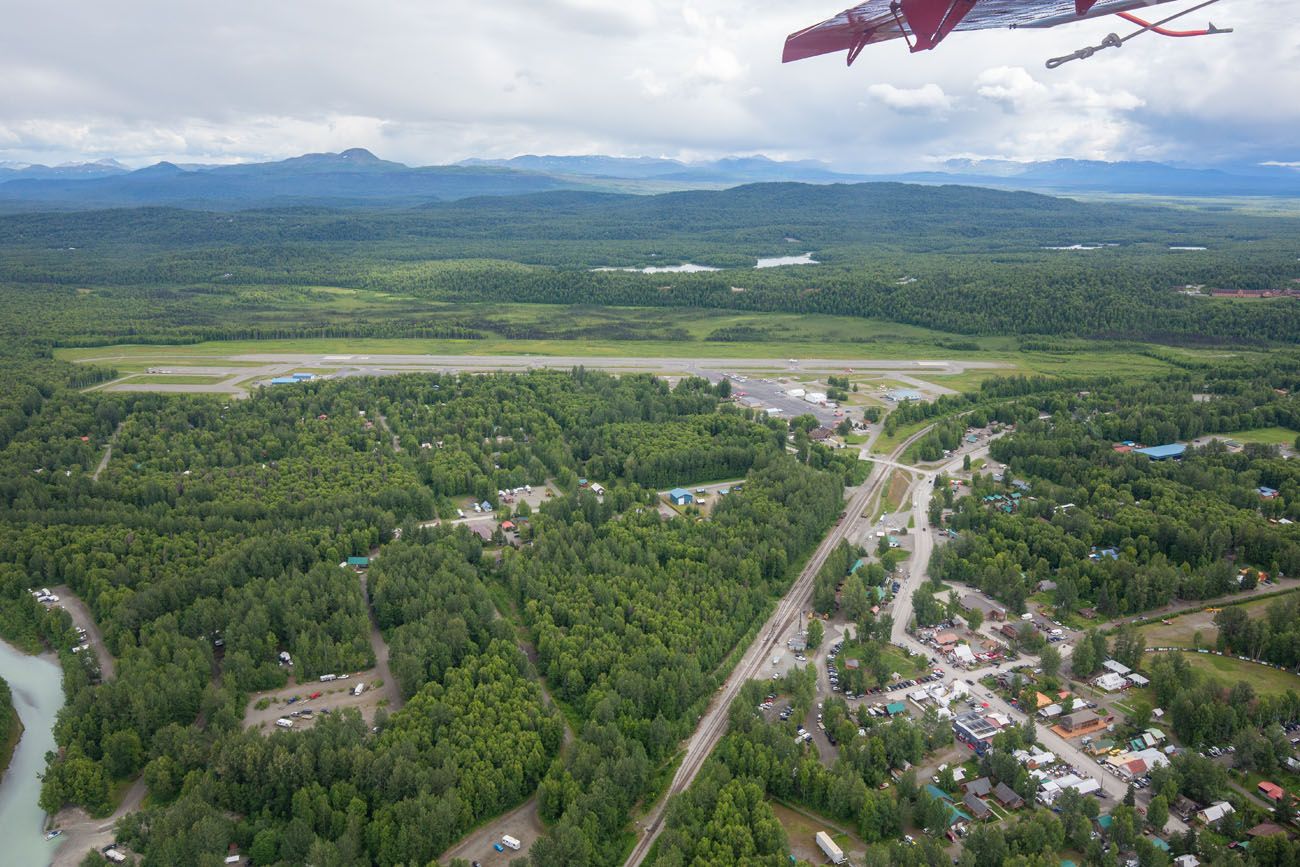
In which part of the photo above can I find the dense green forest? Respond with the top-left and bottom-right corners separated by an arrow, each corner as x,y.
930,365 -> 1300,617
0,359 -> 863,865
2,183 -> 1299,347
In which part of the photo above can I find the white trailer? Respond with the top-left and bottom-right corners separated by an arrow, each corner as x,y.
275,718 -> 294,729
319,674 -> 337,682
352,683 -> 366,697
816,831 -> 846,864
502,834 -> 521,850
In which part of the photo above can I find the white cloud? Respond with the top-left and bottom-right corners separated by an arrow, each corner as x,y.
975,67 -> 1048,111
0,0 -> 1294,170
866,83 -> 951,113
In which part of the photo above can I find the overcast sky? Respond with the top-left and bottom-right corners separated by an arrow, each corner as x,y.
1,0 -> 1296,171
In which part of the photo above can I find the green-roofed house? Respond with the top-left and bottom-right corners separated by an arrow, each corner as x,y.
886,701 -> 907,715
851,557 -> 868,574
347,556 -> 370,567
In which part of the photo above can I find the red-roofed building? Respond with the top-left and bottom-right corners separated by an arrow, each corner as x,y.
500,520 -> 516,532
1258,781 -> 1285,801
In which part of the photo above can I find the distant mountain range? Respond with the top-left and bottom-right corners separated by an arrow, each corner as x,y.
1,148 -> 1297,210
893,158 -> 1300,197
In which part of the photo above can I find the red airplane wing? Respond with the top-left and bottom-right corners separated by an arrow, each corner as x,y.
784,0 -> 1183,63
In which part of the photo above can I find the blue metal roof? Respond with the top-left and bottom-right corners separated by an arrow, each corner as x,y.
668,488 -> 692,500
1135,443 -> 1186,460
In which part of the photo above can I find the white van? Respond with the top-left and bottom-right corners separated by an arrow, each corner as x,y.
457,509 -> 465,519
275,718 -> 294,729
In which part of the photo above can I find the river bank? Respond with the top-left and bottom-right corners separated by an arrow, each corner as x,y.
0,639 -> 66,867
0,675 -> 23,776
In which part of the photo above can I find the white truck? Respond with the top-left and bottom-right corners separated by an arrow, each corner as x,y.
320,674 -> 337,682
502,835 -> 521,851
816,831 -> 846,865
275,718 -> 294,729
352,683 -> 366,697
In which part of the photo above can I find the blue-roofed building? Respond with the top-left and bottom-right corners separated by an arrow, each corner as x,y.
270,376 -> 297,385
887,389 -> 924,402
346,556 -> 370,567
886,701 -> 907,715
1259,486 -> 1279,498
291,372 -> 315,381
925,784 -> 952,802
668,488 -> 693,506
1135,443 -> 1186,460
851,557 -> 867,574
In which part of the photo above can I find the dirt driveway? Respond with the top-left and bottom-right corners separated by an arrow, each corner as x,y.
51,778 -> 145,867
439,796 -> 543,865
52,585 -> 115,680
244,570 -> 403,731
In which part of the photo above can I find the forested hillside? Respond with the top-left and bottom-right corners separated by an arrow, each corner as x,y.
2,182 -> 1299,346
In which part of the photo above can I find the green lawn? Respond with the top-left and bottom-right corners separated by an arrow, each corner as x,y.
1177,652 -> 1300,697
1216,427 -> 1299,446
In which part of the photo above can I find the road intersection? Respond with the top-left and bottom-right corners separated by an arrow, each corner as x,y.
627,431 -> 1187,866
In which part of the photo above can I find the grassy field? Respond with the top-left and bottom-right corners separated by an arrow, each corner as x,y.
879,644 -> 929,679
1216,426 -> 1299,446
770,799 -> 868,863
871,420 -> 933,455
1136,588 -> 1300,648
1174,652 -> 1300,697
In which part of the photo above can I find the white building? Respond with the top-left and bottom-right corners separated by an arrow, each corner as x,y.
1103,659 -> 1132,676
1094,672 -> 1127,692
1197,802 -> 1235,825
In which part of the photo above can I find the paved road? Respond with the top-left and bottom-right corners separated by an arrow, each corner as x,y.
51,585 -> 115,681
622,423 -> 939,867
887,457 -> 1191,837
